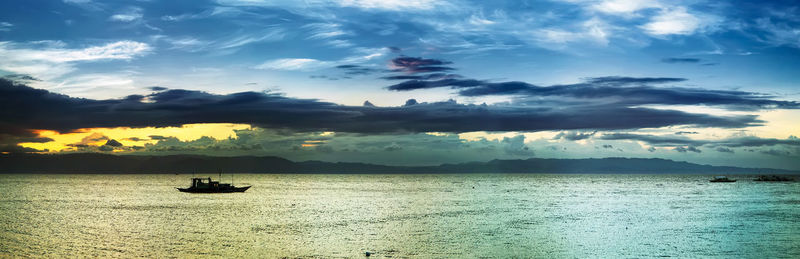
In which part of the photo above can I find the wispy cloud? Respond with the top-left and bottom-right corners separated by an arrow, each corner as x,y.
0,22 -> 12,32
531,17 -> 612,48
254,58 -> 331,71
303,23 -> 355,48
304,23 -> 351,39
0,40 -> 151,80
164,37 -> 210,51
62,0 -> 104,11
641,7 -> 717,36
337,0 -> 446,11
216,0 -> 449,11
754,17 -> 800,48
109,7 -> 143,22
52,72 -> 140,98
215,28 -> 286,50
255,47 -> 389,71
590,0 -> 662,15
554,0 -> 721,40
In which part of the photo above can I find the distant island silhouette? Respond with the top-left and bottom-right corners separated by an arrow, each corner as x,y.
0,153 -> 795,174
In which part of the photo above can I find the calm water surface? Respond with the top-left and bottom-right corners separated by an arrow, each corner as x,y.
0,174 -> 798,258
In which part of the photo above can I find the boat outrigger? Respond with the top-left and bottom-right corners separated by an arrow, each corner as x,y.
177,177 -> 250,193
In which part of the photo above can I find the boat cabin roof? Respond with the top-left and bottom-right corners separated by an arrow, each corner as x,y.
191,177 -> 218,183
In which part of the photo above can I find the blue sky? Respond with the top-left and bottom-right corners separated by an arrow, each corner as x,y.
1,0 -> 799,169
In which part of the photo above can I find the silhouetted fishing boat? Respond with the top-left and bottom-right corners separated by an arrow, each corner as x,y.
177,177 -> 250,193
709,176 -> 736,182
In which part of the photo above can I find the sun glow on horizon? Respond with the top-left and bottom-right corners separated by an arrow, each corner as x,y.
20,123 -> 252,152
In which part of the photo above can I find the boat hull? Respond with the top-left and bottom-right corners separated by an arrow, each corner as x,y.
177,186 -> 251,193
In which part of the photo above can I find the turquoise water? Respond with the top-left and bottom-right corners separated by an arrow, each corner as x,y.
0,174 -> 798,258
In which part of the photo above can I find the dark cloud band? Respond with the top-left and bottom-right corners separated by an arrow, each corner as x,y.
387,76 -> 799,110
0,79 -> 762,136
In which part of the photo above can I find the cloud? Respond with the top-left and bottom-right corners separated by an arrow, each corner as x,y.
66,132 -> 109,147
256,48 -> 389,72
123,129 -> 552,166
585,76 -> 686,85
302,23 -> 355,48
216,0 -> 449,11
62,0 -> 103,11
219,0 -> 445,11
335,65 -> 381,75
553,131 -> 597,141
0,131 -> 52,153
531,18 -> 612,47
1,41 -> 151,63
590,0 -> 662,15
383,142 -> 402,151
216,29 -> 286,50
63,133 -> 135,152
754,17 -> 800,48
674,146 -> 701,153
109,8 -> 143,22
304,23 -> 351,39
715,147 -> 734,153
0,79 -> 763,136
502,135 -> 533,156
337,0 -> 443,10
52,73 -> 138,97
389,56 -> 454,74
2,74 -> 40,82
715,136 -> 800,148
661,57 -> 702,63
157,28 -> 285,53
254,58 -> 331,71
387,78 -> 485,91
0,41 -> 151,81
380,58 -> 691,94
601,133 -> 699,146
641,7 -> 706,36
164,37 -> 210,51
381,73 -> 460,81
539,0 -> 722,47
386,72 -> 798,110
760,149 -> 792,156
0,22 -> 12,32
600,133 -> 800,149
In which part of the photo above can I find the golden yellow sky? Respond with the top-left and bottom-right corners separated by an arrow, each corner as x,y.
17,109 -> 799,154
21,123 -> 251,152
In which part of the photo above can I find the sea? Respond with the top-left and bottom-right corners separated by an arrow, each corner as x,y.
0,174 -> 798,258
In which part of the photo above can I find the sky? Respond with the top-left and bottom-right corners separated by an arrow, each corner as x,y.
0,0 -> 799,170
